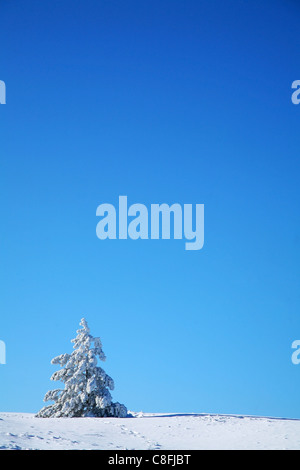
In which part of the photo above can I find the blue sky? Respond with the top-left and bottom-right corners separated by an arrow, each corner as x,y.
1,0 -> 300,418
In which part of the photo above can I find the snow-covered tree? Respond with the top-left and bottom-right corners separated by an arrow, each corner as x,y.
36,318 -> 127,418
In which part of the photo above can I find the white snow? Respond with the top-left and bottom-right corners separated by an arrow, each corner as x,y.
0,411 -> 299,450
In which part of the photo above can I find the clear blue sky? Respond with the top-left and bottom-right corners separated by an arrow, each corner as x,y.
1,0 -> 300,418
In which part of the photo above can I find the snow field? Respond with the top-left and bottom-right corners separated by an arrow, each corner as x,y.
1,412 -> 300,450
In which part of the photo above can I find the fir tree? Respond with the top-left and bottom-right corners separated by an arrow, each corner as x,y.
37,318 -> 127,418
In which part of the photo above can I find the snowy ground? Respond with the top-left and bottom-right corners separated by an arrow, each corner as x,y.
0,412 -> 299,450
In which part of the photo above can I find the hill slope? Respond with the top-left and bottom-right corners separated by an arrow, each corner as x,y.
0,412 -> 299,450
